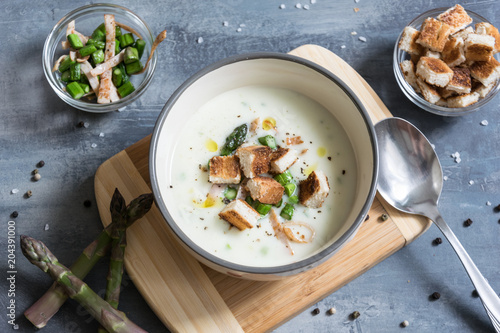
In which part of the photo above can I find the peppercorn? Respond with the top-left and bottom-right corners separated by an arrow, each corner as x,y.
401,320 -> 409,327
472,289 -> 479,298
380,213 -> 388,221
365,214 -> 370,221
83,200 -> 92,208
33,173 -> 41,181
37,160 -> 45,168
464,218 -> 473,227
327,307 -> 336,315
25,190 -> 33,198
11,211 -> 18,218
32,169 -> 39,175
77,121 -> 85,128
433,237 -> 442,245
312,308 -> 320,315
494,204 -> 500,212
350,311 -> 360,319
431,292 -> 441,300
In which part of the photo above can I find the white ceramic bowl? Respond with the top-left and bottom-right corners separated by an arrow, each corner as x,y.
393,8 -> 500,116
150,53 -> 378,280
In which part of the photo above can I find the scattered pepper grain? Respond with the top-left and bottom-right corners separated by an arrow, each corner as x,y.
32,169 -> 39,175
472,289 -> 479,298
37,160 -> 45,168
350,311 -> 360,319
494,204 -> 500,212
380,213 -> 389,221
25,190 -> 33,198
464,218 -> 473,227
33,173 -> 41,181
327,307 -> 336,315
433,237 -> 442,245
365,214 -> 370,221
77,121 -> 85,128
401,320 -> 409,327
312,308 -> 320,315
11,211 -> 18,218
83,200 -> 92,208
431,292 -> 441,300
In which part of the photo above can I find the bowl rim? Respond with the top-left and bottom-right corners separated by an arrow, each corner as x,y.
42,3 -> 157,113
393,7 -> 500,116
149,52 -> 379,276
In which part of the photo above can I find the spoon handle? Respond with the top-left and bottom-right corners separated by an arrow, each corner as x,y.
428,207 -> 500,331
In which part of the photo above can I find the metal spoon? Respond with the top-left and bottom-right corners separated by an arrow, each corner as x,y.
375,117 -> 500,331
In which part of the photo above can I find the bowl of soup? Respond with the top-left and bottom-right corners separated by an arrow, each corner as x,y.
150,53 -> 378,280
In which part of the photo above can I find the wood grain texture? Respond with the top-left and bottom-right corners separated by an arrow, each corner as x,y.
94,44 -> 431,332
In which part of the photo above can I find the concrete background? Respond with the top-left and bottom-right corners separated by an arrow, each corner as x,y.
1,0 -> 499,332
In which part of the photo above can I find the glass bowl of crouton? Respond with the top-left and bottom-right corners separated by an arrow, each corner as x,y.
150,52 -> 379,280
42,3 -> 158,112
394,5 -> 500,116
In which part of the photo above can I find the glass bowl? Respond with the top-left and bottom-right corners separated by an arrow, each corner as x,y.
42,3 -> 157,113
393,8 -> 500,116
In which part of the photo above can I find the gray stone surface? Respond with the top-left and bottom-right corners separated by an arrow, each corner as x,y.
1,0 -> 499,332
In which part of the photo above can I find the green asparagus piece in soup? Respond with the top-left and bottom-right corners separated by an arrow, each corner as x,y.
220,124 -> 248,156
280,203 -> 294,220
258,135 -> 277,149
224,187 -> 237,200
274,170 -> 293,186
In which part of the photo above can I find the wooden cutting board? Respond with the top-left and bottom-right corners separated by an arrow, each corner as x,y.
94,44 -> 431,333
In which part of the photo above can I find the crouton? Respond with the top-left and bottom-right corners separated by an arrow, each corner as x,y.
437,4 -> 473,34
416,77 -> 442,104
299,170 -> 330,209
469,57 -> 500,86
416,56 -> 453,87
400,60 -> 421,93
218,199 -> 260,230
270,148 -> 298,174
437,86 -> 457,99
246,176 -> 284,205
464,33 -> 495,62
442,37 -> 466,67
452,26 -> 474,40
236,145 -> 272,178
424,49 -> 441,59
475,22 -> 500,53
472,81 -> 495,98
417,17 -> 452,52
209,155 -> 241,184
446,67 -> 472,94
398,26 -> 425,55
447,92 -> 480,108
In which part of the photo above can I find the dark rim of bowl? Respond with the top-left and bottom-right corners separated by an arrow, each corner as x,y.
149,52 -> 379,276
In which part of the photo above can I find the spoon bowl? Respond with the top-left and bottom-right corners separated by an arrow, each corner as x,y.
375,117 -> 500,331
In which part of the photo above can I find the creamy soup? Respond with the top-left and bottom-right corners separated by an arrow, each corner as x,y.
162,85 -> 357,267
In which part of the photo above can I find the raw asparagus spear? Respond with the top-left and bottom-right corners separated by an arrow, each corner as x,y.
21,235 -> 147,333
24,189 -> 152,328
98,192 -> 153,333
